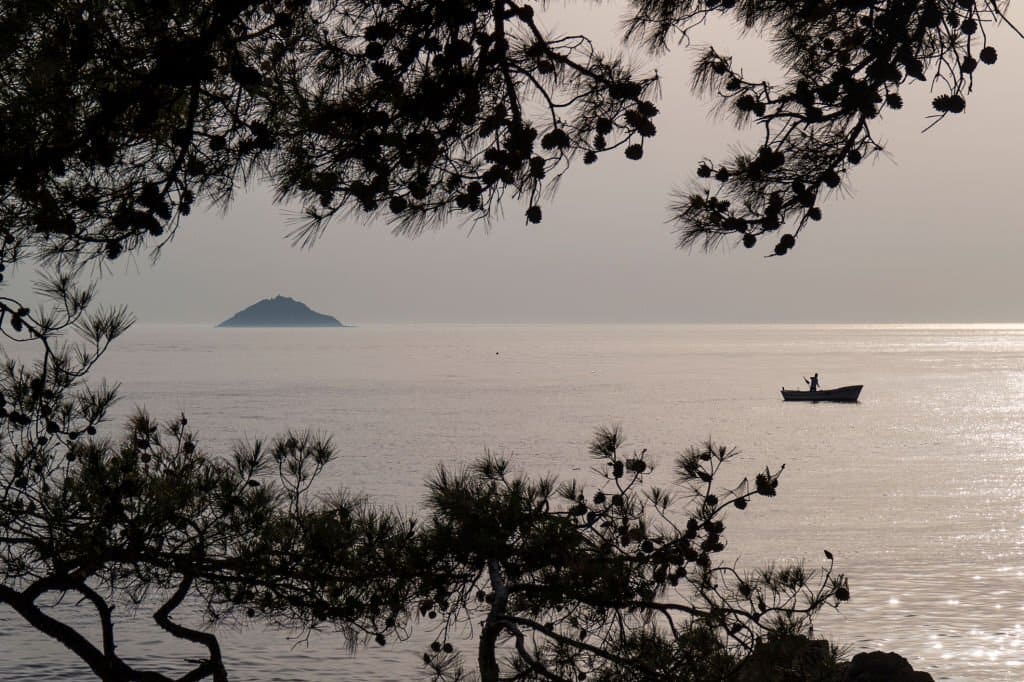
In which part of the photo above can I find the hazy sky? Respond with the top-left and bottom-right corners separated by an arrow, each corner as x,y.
67,6 -> 1024,323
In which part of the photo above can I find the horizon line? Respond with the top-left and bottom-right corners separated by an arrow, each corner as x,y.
126,320 -> 1024,327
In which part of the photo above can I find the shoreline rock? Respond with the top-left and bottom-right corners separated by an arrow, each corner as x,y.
735,636 -> 934,682
843,651 -> 935,682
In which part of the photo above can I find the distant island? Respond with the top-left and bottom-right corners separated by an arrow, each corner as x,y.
217,296 -> 345,327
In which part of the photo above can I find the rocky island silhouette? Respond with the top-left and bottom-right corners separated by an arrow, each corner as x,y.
217,295 -> 344,327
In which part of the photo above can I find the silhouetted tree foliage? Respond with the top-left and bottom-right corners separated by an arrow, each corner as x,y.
0,286 -> 418,680
0,0 -> 658,261
2,407 -> 421,679
1,1 -> 1016,264
628,0 -> 1018,256
416,428 -> 848,682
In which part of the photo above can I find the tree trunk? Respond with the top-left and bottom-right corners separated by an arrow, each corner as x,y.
479,619 -> 502,682
479,560 -> 508,682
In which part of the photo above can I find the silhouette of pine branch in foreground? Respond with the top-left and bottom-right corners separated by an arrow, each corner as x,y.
416,428 -> 849,681
3,2 -> 1013,265
2,404 -> 421,679
644,0 -> 1016,256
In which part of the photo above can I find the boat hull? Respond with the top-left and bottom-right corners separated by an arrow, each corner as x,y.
781,385 -> 862,403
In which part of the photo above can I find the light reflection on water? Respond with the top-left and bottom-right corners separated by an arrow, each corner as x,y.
810,560 -> 1024,679
6,323 -> 1024,680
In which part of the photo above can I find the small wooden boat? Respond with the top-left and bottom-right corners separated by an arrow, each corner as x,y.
781,385 -> 862,402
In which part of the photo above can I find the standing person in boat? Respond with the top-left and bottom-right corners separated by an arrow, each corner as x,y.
806,372 -> 820,392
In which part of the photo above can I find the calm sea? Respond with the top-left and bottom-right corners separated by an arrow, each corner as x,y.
4,323 -> 1024,681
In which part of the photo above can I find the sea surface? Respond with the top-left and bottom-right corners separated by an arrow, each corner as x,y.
4,323 -> 1024,680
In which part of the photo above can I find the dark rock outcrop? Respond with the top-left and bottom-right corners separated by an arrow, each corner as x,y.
734,637 -> 935,682
734,635 -> 837,681
217,295 -> 343,327
843,651 -> 934,682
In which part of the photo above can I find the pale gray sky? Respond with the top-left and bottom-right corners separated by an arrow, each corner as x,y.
76,6 -> 1024,323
